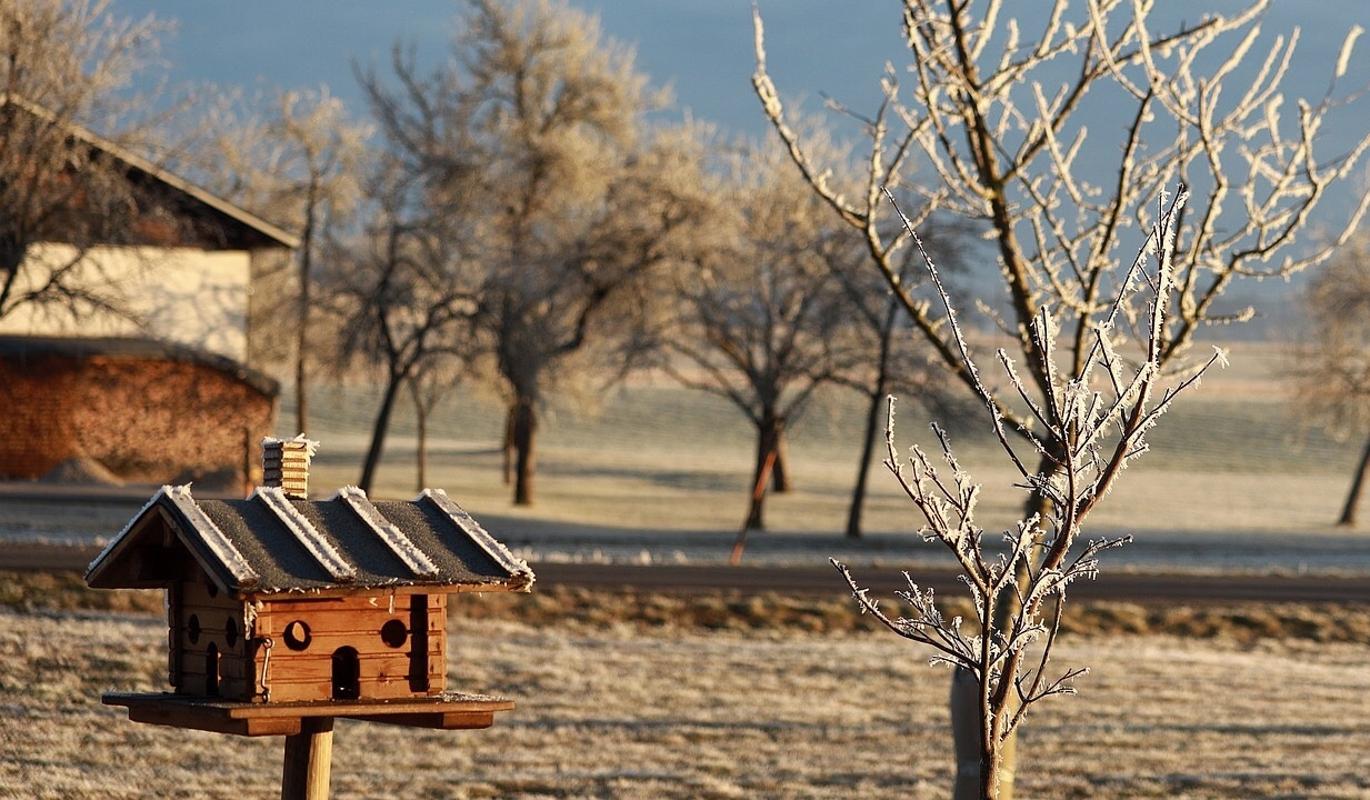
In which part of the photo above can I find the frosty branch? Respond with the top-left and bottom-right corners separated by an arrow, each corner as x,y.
753,0 -> 1368,416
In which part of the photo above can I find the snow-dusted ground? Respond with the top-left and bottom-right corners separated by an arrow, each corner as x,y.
2,608 -> 1367,798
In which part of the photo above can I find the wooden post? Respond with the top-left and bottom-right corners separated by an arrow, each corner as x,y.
281,717 -> 334,800
731,447 -> 777,565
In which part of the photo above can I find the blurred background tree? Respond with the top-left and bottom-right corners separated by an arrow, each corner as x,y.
358,0 -> 707,505
197,88 -> 369,436
0,0 -> 173,324
665,143 -> 862,532
1294,233 -> 1370,527
329,159 -> 479,494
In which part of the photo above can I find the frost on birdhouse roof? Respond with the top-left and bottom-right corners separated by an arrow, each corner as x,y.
85,484 -> 534,596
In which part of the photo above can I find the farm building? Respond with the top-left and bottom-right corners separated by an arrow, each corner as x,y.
0,97 -> 298,483
86,438 -> 535,705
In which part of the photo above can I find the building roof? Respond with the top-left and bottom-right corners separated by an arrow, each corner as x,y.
1,94 -> 300,250
0,334 -> 280,397
86,485 -> 535,596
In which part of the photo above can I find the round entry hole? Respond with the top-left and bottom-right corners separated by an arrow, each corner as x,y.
283,620 -> 312,651
380,619 -> 408,648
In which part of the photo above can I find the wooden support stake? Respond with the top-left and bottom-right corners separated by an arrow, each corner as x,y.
281,717 -> 334,800
731,447 -> 777,566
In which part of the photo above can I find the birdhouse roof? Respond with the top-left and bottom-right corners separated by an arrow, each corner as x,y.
85,485 -> 534,596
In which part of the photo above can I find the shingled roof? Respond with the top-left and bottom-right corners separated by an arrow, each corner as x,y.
1,94 -> 299,250
86,485 -> 534,595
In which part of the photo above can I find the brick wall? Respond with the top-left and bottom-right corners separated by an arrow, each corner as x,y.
0,352 -> 277,482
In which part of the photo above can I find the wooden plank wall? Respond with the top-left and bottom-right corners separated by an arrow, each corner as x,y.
174,576 -> 253,699
249,592 -> 447,703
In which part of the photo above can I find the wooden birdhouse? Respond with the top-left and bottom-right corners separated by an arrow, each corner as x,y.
86,436 -> 535,798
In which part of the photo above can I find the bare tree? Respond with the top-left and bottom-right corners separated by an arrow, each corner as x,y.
260,90 -> 367,437
406,353 -> 464,490
827,221 -> 969,539
666,146 -> 862,532
331,163 -> 476,494
1294,233 -> 1370,527
837,190 -> 1223,798
753,2 -> 1370,794
195,88 -> 368,433
359,0 -> 704,505
0,0 -> 176,323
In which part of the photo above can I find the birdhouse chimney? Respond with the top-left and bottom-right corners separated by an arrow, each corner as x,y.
261,435 -> 318,499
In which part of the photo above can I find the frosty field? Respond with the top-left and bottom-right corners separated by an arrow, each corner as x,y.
2,594 -> 1368,799
294,342 -> 1364,544
6,343 -> 1365,575
2,344 -> 1366,798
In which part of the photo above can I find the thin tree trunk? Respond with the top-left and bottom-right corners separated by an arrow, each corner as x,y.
947,450 -> 1055,800
241,426 -> 253,496
0,239 -> 25,318
409,379 -> 428,491
845,390 -> 883,539
512,397 -> 537,506
732,446 -> 776,565
502,405 -> 516,485
295,196 -> 316,437
771,425 -> 792,493
979,735 -> 1004,800
948,665 -> 1013,799
745,414 -> 783,530
949,667 -> 980,799
359,372 -> 404,494
1338,433 -> 1370,527
847,295 -> 899,538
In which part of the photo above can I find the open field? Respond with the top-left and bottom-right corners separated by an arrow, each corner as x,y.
2,592 -> 1368,799
6,343 -> 1366,573
289,342 -> 1362,542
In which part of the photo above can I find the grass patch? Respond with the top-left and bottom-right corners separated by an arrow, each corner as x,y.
3,604 -> 1368,798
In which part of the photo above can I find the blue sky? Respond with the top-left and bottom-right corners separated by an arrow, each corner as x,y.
113,0 -> 1369,327
112,1 -> 1370,144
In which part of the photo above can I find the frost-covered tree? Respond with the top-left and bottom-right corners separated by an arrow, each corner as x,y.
0,0 -> 174,323
666,145 -> 864,532
407,352 -> 465,491
360,0 -> 704,505
836,190 -> 1224,798
197,88 -> 369,434
331,161 -> 478,494
258,90 -> 367,437
753,1 -> 1370,795
1293,233 -> 1370,527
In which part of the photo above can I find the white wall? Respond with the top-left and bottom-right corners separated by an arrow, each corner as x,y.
0,243 -> 252,361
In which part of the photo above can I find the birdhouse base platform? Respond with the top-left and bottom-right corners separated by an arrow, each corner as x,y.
103,691 -> 516,737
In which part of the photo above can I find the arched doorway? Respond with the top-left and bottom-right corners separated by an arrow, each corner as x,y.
331,646 -> 360,700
